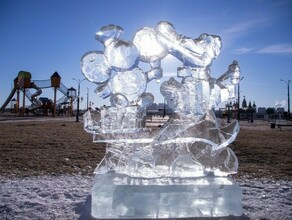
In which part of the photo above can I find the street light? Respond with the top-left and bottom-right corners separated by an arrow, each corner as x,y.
67,87 -> 76,116
280,79 -> 291,120
86,87 -> 89,110
73,78 -> 86,122
237,76 -> 244,120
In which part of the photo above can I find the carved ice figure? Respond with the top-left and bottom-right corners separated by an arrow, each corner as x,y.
161,60 -> 240,118
82,25 -> 153,134
95,24 -> 123,46
84,21 -> 243,219
133,27 -> 167,81
156,21 -> 222,68
133,27 -> 167,63
82,21 -> 241,178
81,51 -> 111,84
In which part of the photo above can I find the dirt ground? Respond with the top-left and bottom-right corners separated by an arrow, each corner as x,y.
0,117 -> 291,180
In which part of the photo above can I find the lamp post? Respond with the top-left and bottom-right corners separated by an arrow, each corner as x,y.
226,101 -> 232,123
86,87 -> 89,110
237,76 -> 244,120
280,79 -> 291,120
73,78 -> 86,122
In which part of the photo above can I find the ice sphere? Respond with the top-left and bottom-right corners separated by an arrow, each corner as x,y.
156,21 -> 178,43
104,39 -> 139,71
81,51 -> 111,84
95,24 -> 123,46
133,27 -> 167,62
110,68 -> 147,104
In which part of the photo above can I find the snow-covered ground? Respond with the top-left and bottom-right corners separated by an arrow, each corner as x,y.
0,175 -> 291,219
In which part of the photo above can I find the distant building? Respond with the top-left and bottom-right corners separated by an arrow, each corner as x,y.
248,101 -> 252,109
257,107 -> 266,114
252,101 -> 257,113
147,103 -> 158,110
276,107 -> 285,114
146,102 -> 172,116
157,103 -> 164,110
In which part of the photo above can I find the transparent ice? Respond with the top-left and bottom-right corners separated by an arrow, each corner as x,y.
81,51 -> 111,84
91,174 -> 242,218
81,21 -> 242,218
133,27 -> 168,62
95,24 -> 123,46
82,21 -> 241,178
104,39 -> 139,71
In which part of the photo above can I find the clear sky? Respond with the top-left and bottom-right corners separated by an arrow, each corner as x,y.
1,0 -> 292,111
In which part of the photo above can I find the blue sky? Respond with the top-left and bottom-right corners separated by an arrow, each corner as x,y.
1,0 -> 292,110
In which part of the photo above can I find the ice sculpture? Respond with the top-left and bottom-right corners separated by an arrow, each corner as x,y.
82,21 -> 242,218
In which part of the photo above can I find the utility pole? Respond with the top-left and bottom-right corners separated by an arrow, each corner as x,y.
226,101 -> 232,123
280,79 -> 291,120
87,87 -> 89,111
73,78 -> 86,122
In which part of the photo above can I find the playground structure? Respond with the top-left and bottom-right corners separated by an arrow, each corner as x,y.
0,71 -> 77,116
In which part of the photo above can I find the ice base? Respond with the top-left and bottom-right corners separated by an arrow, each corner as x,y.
91,172 -> 242,218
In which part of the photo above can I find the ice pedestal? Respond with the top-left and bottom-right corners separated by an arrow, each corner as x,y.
91,173 -> 242,219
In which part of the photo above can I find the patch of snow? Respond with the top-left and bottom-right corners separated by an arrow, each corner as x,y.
0,175 -> 291,219
0,175 -> 93,219
240,178 -> 292,219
